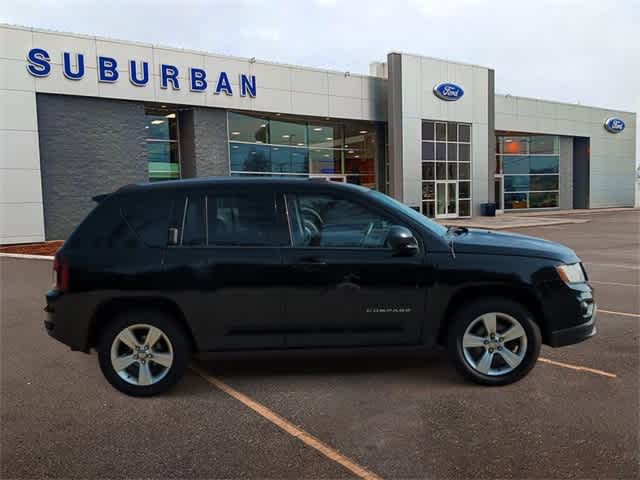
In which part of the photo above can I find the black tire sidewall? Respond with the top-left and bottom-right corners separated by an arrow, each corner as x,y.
448,299 -> 542,386
98,310 -> 190,397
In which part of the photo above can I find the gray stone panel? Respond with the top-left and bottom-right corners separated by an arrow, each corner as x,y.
192,107 -> 229,177
36,94 -> 146,240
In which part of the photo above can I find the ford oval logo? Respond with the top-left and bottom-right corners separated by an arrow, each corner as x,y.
433,82 -> 464,101
604,117 -> 625,133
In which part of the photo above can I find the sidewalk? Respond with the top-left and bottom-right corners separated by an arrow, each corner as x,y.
436,215 -> 589,230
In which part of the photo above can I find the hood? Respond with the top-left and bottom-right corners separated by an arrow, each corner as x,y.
450,229 -> 580,263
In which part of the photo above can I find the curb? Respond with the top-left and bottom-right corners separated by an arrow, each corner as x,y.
0,253 -> 54,260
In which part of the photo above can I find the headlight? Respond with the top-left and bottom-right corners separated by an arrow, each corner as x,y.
556,263 -> 586,284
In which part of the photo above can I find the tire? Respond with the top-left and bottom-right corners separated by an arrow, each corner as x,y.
447,298 -> 542,386
98,309 -> 190,396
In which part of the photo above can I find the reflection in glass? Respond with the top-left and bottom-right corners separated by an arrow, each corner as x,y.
447,123 -> 457,142
422,142 -> 435,160
230,143 -> 272,172
270,120 -> 307,146
448,143 -> 457,161
309,149 -> 339,174
458,124 -> 471,142
459,163 -> 470,180
504,193 -> 528,209
459,143 -> 470,161
422,182 -> 435,200
503,156 -> 530,174
459,181 -> 470,199
436,123 -> 447,141
422,122 -> 434,141
530,192 -> 559,208
504,175 -> 530,192
459,199 -> 470,217
530,135 -> 559,154
447,162 -> 457,180
228,112 -> 269,143
436,142 -> 446,160
436,162 -> 446,180
530,155 -> 559,173
530,175 -> 558,191
422,162 -> 435,180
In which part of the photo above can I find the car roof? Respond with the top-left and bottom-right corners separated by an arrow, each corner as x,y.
117,176 -> 371,195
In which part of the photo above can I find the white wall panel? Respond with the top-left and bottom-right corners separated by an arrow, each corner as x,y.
0,58 -> 36,91
0,90 -> 38,131
32,31 -> 98,68
0,130 -> 40,170
0,204 -> 45,243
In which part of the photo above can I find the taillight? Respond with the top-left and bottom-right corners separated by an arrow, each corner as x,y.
53,253 -> 69,292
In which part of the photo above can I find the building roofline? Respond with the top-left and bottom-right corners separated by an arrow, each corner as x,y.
0,22 -> 380,81
387,51 -> 494,71
495,92 -> 637,116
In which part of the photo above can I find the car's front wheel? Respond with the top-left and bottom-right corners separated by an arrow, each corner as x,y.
448,299 -> 542,386
98,310 -> 190,396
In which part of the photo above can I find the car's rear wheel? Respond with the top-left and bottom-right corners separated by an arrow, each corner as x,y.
448,299 -> 541,386
98,310 -> 189,396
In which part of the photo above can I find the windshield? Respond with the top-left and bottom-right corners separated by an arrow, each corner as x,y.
367,190 -> 448,236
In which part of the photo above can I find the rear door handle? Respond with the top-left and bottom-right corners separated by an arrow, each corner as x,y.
297,256 -> 327,265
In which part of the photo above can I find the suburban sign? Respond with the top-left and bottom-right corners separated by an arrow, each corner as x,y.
433,82 -> 464,101
603,117 -> 625,134
26,48 -> 257,97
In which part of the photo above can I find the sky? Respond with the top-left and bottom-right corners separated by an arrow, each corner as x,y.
3,0 -> 639,166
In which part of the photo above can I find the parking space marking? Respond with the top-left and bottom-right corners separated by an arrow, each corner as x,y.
191,366 -> 383,480
598,309 -> 640,318
584,262 -> 640,270
538,357 -> 617,378
589,280 -> 640,288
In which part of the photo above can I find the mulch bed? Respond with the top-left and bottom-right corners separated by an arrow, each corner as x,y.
0,241 -> 64,256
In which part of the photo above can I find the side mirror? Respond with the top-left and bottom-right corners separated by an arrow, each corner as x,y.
168,227 -> 179,246
386,226 -> 419,256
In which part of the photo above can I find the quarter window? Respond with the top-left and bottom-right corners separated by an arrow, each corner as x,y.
286,193 -> 393,248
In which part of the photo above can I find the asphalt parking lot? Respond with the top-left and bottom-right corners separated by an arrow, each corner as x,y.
1,210 -> 638,479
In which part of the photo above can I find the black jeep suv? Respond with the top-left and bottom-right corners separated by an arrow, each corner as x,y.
45,177 -> 596,396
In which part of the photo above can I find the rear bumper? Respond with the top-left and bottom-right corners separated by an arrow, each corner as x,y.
548,305 -> 597,347
45,289 -> 90,352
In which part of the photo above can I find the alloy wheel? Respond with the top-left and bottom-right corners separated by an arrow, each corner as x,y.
461,312 -> 528,376
110,323 -> 174,386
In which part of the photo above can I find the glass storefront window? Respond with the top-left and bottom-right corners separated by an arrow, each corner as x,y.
530,135 -> 559,154
145,110 -> 180,181
228,112 -> 269,143
421,120 -> 472,218
497,134 -> 560,209
270,119 -> 307,146
228,112 -> 377,187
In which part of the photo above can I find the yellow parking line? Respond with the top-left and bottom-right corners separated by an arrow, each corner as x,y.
191,366 -> 383,480
538,357 -> 617,378
598,309 -> 640,318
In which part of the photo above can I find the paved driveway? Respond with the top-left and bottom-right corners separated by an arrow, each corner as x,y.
1,210 -> 638,479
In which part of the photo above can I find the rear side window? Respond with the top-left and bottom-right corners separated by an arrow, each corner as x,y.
207,192 -> 279,246
67,197 -> 140,248
121,195 -> 174,247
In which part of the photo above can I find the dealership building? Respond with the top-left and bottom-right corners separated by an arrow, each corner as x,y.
0,23 -> 637,244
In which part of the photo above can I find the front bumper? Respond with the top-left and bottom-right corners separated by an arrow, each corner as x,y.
548,311 -> 597,347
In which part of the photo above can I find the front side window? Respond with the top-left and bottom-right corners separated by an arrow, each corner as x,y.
286,193 -> 393,248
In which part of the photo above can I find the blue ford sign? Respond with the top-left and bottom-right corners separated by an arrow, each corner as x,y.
26,47 -> 257,97
433,82 -> 464,101
604,117 -> 625,134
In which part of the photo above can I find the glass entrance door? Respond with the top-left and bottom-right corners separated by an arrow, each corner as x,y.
436,181 -> 458,218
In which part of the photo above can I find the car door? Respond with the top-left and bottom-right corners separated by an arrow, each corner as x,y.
280,188 -> 427,348
162,186 -> 288,351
